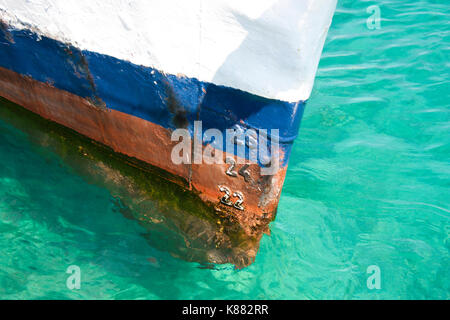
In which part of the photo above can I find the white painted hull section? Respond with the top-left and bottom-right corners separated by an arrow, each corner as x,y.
0,0 -> 336,102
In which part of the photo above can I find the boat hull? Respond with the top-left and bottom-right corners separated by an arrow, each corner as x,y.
0,26 -> 299,235
0,96 -> 266,268
0,0 -> 336,240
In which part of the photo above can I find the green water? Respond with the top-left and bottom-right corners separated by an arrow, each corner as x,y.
0,0 -> 449,299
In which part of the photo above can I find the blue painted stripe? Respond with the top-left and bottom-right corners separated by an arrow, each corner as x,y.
0,24 -> 306,167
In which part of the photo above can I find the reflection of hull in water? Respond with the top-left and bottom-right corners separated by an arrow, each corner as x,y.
0,97 -> 265,268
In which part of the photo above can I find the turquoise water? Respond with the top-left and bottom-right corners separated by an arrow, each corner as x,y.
0,0 -> 449,299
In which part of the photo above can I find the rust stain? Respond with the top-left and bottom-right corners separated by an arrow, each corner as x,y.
0,19 -> 14,44
162,77 -> 189,129
63,46 -> 106,109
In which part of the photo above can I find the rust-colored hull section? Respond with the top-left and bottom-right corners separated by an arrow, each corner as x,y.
0,66 -> 190,183
0,66 -> 287,236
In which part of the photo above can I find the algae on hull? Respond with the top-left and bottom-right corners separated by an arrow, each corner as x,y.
0,96 -> 271,268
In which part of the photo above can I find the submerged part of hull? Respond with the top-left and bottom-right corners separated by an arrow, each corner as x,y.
0,66 -> 286,235
0,96 -> 267,268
